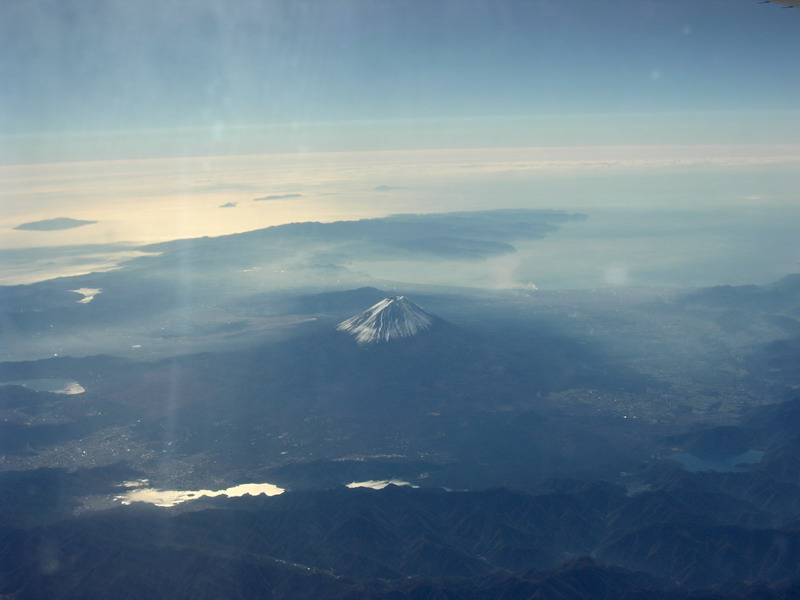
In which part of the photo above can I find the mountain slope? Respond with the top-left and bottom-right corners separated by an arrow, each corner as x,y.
336,296 -> 438,344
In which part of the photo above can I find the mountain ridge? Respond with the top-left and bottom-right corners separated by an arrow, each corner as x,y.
336,296 -> 439,344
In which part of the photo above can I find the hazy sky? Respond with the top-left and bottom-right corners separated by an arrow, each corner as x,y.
2,0 -> 800,162
1,1 -> 799,290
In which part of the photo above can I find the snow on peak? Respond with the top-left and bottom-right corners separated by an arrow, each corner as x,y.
336,296 -> 437,344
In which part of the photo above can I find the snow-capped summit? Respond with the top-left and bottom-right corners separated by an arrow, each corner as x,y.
336,296 -> 437,344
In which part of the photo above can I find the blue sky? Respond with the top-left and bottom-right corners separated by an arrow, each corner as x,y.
1,0 -> 800,162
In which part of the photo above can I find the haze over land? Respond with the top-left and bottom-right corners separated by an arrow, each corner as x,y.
2,145 -> 799,288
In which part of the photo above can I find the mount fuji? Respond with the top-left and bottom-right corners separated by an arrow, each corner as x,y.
336,296 -> 439,344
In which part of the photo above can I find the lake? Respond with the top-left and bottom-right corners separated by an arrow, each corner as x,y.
115,481 -> 285,507
669,450 -> 764,473
0,378 -> 85,394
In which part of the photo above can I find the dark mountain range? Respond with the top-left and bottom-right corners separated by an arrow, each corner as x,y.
4,481 -> 800,599
151,322 -> 651,486
748,336 -> 800,397
741,398 -> 800,453
0,292 -> 664,490
2,394 -> 799,598
598,521 -> 800,590
4,275 -> 800,598
289,286 -> 395,316
0,464 -> 142,527
681,274 -> 800,319
674,276 -> 800,398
